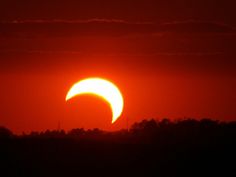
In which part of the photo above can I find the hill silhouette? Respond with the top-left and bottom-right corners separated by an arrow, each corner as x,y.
0,118 -> 235,177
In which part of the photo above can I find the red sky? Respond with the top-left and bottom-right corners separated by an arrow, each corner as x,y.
0,0 -> 235,134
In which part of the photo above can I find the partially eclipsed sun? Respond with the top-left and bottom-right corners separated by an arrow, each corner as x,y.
65,78 -> 124,124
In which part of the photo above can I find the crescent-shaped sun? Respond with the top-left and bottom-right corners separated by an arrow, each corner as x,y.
65,78 -> 124,124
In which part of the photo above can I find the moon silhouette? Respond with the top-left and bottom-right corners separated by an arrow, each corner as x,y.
65,78 -> 124,123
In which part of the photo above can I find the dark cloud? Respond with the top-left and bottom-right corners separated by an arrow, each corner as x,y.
0,0 -> 236,73
160,21 -> 235,33
0,19 -> 234,56
0,20 -> 235,38
0,0 -> 235,26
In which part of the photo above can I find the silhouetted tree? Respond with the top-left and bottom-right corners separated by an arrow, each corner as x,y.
67,128 -> 85,138
0,126 -> 13,139
130,119 -> 157,132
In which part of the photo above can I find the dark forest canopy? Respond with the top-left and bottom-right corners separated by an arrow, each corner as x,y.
1,118 -> 236,177
1,118 -> 236,142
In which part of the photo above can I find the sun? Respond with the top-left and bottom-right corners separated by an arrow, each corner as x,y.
66,77 -> 124,124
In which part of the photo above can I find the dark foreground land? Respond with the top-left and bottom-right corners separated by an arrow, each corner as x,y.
0,119 -> 236,177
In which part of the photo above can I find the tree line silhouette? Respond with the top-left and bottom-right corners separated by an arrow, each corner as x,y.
0,118 -> 235,177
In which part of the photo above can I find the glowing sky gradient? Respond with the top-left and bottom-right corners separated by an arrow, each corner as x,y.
0,0 -> 235,133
